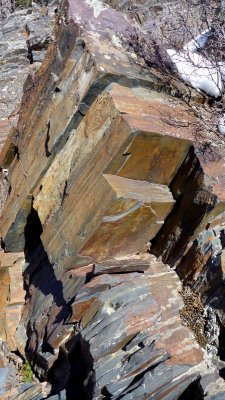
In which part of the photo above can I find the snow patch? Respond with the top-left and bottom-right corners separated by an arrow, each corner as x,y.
85,0 -> 107,18
218,114 -> 225,135
167,49 -> 223,97
183,29 -> 211,53
167,29 -> 225,97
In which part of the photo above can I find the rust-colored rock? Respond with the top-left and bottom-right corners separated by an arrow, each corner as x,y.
0,252 -> 25,351
1,0 -> 225,399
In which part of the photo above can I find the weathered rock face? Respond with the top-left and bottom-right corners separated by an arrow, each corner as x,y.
0,5 -> 53,155
0,252 -> 25,351
105,0 -> 215,48
0,0 -> 14,20
1,0 -> 225,399
22,252 -> 208,397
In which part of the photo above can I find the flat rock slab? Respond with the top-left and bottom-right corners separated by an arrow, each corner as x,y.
0,367 -> 9,394
23,254 -> 208,398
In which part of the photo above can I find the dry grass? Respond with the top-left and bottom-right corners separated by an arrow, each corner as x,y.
180,286 -> 208,347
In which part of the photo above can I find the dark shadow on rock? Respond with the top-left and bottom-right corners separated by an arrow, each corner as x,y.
218,321 -> 225,362
151,147 -> 216,268
219,367 -> 225,379
23,207 -> 71,373
23,206 -> 95,398
178,378 -> 204,400
66,335 -> 94,400
220,229 -> 225,249
45,121 -> 52,158
24,206 -> 43,254
47,334 -> 94,399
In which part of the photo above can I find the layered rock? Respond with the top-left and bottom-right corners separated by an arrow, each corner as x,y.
47,256 -> 206,398
0,5 -> 52,156
20,250 -> 225,399
1,0 -> 225,399
0,251 -> 25,350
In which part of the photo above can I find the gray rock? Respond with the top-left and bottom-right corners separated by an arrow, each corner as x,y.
0,367 -> 9,394
18,382 -> 34,394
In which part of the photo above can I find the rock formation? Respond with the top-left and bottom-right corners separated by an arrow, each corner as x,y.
1,0 -> 225,399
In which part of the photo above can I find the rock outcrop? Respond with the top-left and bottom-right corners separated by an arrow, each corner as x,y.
0,5 -> 52,152
1,0 -> 225,399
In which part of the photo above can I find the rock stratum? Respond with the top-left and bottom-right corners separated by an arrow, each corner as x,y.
1,0 -> 225,399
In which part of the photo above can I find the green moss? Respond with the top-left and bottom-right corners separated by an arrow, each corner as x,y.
15,0 -> 32,9
20,360 -> 33,383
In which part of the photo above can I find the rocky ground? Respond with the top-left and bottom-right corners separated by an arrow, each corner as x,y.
1,0 -> 225,399
0,2 -> 54,398
0,2 -> 54,154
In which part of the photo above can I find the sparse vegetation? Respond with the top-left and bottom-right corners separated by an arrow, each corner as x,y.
19,360 -> 33,383
180,286 -> 208,348
124,0 -> 225,165
15,0 -> 31,9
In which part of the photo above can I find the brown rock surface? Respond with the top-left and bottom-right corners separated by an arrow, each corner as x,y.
1,0 -> 225,399
0,252 -> 25,350
23,252 -> 208,398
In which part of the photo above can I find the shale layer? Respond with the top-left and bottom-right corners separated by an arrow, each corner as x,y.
1,0 -> 225,399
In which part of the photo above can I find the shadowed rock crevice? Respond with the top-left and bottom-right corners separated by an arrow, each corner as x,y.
64,336 -> 94,400
23,207 -> 72,379
151,146 -> 216,267
45,122 -> 52,158
24,206 -> 43,254
23,243 -> 72,372
46,334 -> 94,399
178,378 -> 204,400
218,322 -> 225,363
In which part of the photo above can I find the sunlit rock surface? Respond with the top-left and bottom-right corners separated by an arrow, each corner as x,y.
1,0 -> 225,399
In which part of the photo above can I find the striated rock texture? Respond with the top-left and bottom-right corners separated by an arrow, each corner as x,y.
0,5 -> 52,154
0,0 -> 14,19
1,0 -> 225,399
